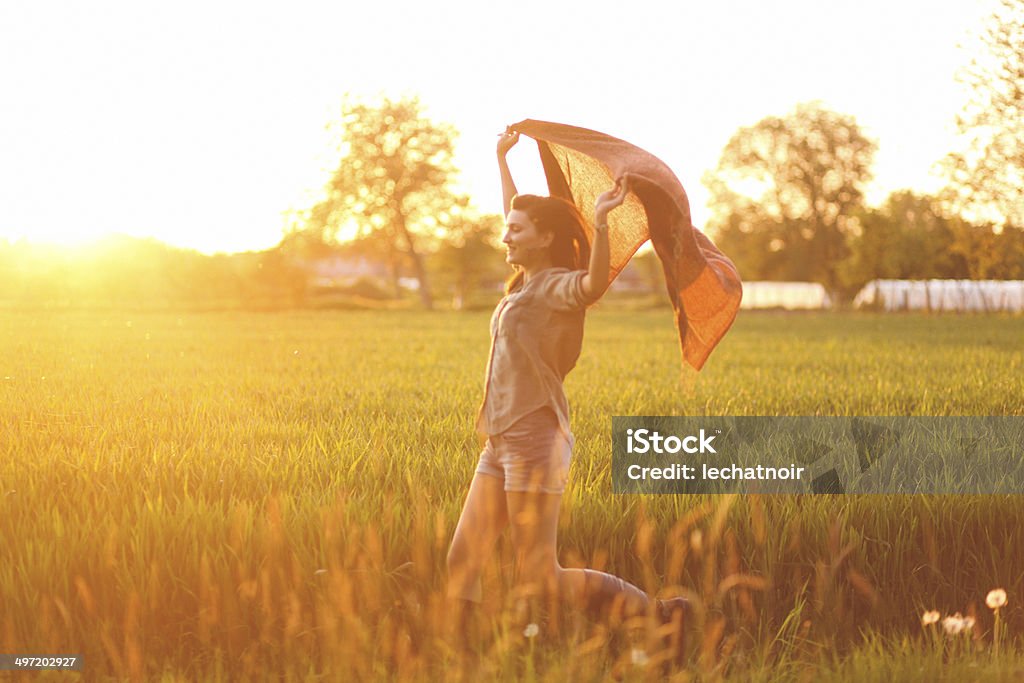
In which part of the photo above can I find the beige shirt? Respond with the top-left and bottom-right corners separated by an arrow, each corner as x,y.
475,267 -> 599,439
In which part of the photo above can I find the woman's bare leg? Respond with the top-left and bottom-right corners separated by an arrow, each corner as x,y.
504,489 -> 566,622
505,489 -> 652,629
443,470 -> 511,656
447,471 -> 509,603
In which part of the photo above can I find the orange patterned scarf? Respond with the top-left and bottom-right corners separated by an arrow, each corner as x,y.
511,119 -> 743,370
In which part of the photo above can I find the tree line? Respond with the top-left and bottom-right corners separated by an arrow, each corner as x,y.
0,236 -> 309,309
706,102 -> 1024,301
290,0 -> 1023,307
2,0 -> 1020,309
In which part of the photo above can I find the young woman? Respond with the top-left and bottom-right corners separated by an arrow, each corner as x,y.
444,128 -> 688,649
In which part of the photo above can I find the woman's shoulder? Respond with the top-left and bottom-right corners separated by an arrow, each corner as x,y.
526,267 -> 578,294
532,268 -> 593,311
535,266 -> 578,279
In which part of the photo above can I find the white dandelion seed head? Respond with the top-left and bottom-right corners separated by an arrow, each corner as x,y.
921,610 -> 941,626
942,613 -> 965,635
987,589 -> 1008,610
630,648 -> 650,666
523,623 -> 539,638
962,616 -> 976,631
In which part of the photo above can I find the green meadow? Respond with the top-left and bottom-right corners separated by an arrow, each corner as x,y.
2,307 -> 1023,681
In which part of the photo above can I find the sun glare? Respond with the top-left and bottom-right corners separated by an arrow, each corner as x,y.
0,0 -> 998,254
3,227 -> 115,250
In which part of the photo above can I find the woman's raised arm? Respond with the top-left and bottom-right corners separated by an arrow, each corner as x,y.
497,129 -> 520,216
581,175 -> 631,301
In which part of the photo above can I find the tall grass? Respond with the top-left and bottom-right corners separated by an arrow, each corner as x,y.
1,309 -> 1022,680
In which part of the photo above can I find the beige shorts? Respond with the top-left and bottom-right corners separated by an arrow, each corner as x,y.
475,407 -> 574,494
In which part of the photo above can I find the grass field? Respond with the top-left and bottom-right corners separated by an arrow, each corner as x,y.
2,307 -> 1023,681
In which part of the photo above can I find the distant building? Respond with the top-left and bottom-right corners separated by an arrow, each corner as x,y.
297,255 -> 389,288
608,261 -> 649,293
740,282 -> 833,310
853,280 -> 1024,313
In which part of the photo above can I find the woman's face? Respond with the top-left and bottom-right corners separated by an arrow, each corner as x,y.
502,209 -> 552,268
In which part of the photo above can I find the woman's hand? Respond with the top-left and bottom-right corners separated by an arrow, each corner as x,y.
595,174 -> 631,225
497,128 -> 520,156
581,176 -> 626,302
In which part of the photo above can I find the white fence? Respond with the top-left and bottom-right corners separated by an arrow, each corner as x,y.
740,282 -> 833,310
853,279 -> 1024,312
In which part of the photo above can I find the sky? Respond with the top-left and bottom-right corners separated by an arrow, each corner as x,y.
0,0 -> 996,255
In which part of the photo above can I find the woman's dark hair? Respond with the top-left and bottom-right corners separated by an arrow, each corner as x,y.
505,194 -> 591,294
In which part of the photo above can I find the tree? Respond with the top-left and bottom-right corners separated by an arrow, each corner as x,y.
942,0 -> 1024,229
704,101 -> 877,296
838,191 -> 969,295
948,222 -> 1024,279
302,95 -> 466,309
429,212 -> 506,310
